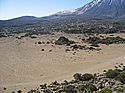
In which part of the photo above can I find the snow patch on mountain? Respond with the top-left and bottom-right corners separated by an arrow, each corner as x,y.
55,9 -> 76,15
76,0 -> 102,14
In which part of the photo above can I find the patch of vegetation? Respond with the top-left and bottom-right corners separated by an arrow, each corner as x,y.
81,73 -> 94,81
73,73 -> 94,81
85,36 -> 125,45
1,19 -> 125,38
115,72 -> 125,84
105,69 -> 120,78
114,85 -> 125,92
73,73 -> 82,81
63,85 -> 77,93
99,88 -> 112,93
70,44 -> 101,51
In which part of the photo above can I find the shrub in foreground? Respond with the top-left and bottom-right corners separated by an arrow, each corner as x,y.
115,72 -> 125,84
77,83 -> 97,93
105,69 -> 120,79
64,85 -> 77,93
99,88 -> 112,93
73,73 -> 82,81
81,73 -> 94,81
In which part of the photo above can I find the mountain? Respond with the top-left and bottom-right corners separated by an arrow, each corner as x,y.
0,0 -> 125,36
54,0 -> 125,19
1,0 -> 125,21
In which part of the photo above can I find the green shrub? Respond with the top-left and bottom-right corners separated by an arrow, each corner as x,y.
105,69 -> 120,78
114,85 -> 124,92
77,84 -> 97,93
115,72 -> 125,84
86,36 -> 125,45
64,85 -> 77,93
85,83 -> 97,92
99,88 -> 112,93
91,43 -> 100,47
81,73 -> 94,81
73,73 -> 82,81
77,84 -> 86,92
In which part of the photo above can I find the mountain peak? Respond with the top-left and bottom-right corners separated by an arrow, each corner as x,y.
54,0 -> 125,19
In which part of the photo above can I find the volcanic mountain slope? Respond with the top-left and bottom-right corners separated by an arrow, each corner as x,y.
55,0 -> 125,19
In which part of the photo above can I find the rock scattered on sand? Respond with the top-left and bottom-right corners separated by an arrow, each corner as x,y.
55,36 -> 74,45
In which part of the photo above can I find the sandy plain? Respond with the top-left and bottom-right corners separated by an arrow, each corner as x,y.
0,33 -> 125,93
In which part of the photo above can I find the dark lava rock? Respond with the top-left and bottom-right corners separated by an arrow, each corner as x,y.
55,36 -> 74,45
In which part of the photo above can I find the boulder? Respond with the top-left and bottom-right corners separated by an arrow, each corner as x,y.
55,36 -> 74,45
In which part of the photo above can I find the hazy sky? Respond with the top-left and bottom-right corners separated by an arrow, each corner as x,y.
0,0 -> 92,20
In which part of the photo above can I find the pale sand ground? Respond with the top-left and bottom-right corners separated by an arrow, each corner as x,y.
0,33 -> 125,93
